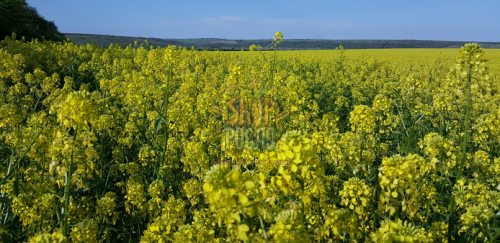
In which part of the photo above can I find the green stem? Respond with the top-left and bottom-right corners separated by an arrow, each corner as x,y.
63,125 -> 78,237
448,52 -> 473,243
359,126 -> 364,175
160,64 -> 171,179
407,87 -> 416,154
300,191 -> 306,225
271,45 -> 277,89
258,216 -> 267,239
447,194 -> 455,242
458,60 -> 473,180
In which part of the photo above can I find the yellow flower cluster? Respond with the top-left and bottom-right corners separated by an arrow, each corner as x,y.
124,174 -> 146,214
378,154 -> 435,218
28,231 -> 66,243
70,219 -> 99,243
324,208 -> 362,240
419,132 -> 457,175
202,166 -> 259,226
370,219 -> 430,243
452,179 -> 500,237
141,196 -> 185,242
327,131 -> 377,174
96,192 -> 119,225
340,177 -> 373,215
372,94 -> 399,134
350,105 -> 376,133
182,179 -> 202,206
267,209 -> 310,242
173,224 -> 217,243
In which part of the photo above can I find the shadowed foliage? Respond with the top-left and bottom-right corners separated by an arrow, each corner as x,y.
0,0 -> 64,42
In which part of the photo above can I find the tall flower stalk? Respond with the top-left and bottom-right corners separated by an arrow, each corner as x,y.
447,43 -> 487,242
62,125 -> 77,237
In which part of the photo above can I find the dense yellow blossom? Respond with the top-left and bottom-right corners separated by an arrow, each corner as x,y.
1,32 -> 500,242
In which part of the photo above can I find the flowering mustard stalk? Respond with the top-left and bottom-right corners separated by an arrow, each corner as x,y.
62,125 -> 77,238
159,46 -> 177,179
271,32 -> 283,89
457,52 -> 474,180
448,43 -> 486,242
160,62 -> 170,178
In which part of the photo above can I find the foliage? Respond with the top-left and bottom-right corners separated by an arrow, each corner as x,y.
0,0 -> 64,42
0,32 -> 500,242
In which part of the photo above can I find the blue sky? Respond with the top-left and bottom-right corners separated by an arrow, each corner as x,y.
27,0 -> 500,41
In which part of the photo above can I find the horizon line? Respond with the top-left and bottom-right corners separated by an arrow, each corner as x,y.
61,33 -> 499,43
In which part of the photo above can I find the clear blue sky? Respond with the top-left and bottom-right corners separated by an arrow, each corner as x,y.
27,0 -> 500,42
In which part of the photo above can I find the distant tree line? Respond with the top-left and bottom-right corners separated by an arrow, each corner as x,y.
189,40 -> 500,50
63,34 -> 500,51
0,0 -> 64,42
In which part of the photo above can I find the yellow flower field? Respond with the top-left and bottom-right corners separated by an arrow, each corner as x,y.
1,32 -> 500,242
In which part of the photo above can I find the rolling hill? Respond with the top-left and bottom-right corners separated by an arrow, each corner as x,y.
63,33 -> 500,50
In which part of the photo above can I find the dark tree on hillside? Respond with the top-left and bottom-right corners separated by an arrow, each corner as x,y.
0,0 -> 64,42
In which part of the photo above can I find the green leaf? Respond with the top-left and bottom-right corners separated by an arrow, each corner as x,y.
257,89 -> 265,99
155,117 -> 161,133
154,117 -> 164,133
13,180 -> 19,196
490,228 -> 500,242
0,196 -> 10,204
